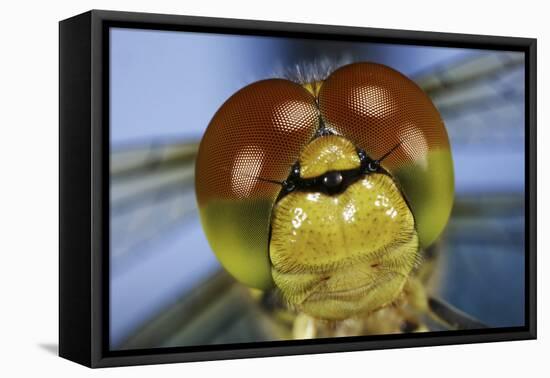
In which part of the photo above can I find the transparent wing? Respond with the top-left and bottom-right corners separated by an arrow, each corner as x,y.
414,51 -> 526,329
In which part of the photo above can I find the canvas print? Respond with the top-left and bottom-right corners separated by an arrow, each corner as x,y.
109,27 -> 525,350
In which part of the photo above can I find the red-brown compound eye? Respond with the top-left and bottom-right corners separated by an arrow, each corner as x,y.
318,62 -> 450,171
196,79 -> 319,206
195,79 -> 319,289
318,62 -> 454,248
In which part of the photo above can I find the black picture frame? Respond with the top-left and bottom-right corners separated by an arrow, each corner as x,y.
59,9 -> 537,368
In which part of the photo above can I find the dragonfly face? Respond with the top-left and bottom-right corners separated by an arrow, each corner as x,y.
270,135 -> 419,319
195,62 -> 454,320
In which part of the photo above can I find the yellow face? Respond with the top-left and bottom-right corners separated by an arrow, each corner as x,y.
269,135 -> 419,320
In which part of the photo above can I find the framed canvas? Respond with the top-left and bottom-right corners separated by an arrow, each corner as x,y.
59,9 -> 537,368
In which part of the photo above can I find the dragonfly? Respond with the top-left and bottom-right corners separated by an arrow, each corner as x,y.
111,52 -> 524,348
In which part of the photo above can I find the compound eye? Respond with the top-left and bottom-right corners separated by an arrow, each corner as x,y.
318,62 -> 450,171
318,62 -> 454,248
197,79 -> 319,206
195,79 -> 319,289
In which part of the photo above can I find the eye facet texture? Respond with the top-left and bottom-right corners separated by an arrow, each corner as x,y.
319,63 -> 454,248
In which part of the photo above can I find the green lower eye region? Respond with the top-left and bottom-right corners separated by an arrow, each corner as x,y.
269,137 -> 420,320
